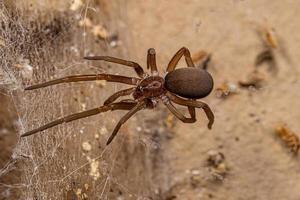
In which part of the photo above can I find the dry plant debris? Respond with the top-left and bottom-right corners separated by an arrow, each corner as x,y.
82,141 -> 92,152
78,18 -> 93,28
77,188 -> 88,200
92,24 -> 110,39
255,49 -> 274,67
78,16 -> 109,40
189,169 -> 202,188
81,141 -> 101,181
66,185 -> 89,200
78,17 -> 121,47
14,58 -> 33,80
238,23 -> 280,91
70,0 -> 83,11
259,25 -> 278,49
275,124 -> 300,154
238,70 -> 266,89
206,150 -> 228,181
215,81 -> 238,98
254,23 -> 281,74
192,50 -> 211,69
87,156 -> 100,181
164,114 -> 176,129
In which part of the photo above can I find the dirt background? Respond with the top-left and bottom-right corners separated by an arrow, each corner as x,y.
1,0 -> 300,199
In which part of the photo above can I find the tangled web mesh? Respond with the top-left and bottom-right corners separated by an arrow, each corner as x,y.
0,1 -> 172,199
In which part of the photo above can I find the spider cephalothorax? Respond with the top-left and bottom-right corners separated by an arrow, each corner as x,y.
133,76 -> 166,100
22,47 -> 214,145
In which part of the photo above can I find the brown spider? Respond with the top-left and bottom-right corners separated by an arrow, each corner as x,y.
21,47 -> 214,145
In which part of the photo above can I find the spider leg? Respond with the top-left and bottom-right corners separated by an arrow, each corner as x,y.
21,102 -> 137,137
167,47 -> 195,72
163,98 -> 196,123
188,106 -> 196,119
166,92 -> 214,129
25,74 -> 140,90
118,99 -> 137,103
147,48 -> 158,75
104,87 -> 136,105
106,101 -> 146,145
84,56 -> 145,78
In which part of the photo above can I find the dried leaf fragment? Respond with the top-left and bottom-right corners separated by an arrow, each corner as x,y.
206,150 -> 228,180
275,124 -> 300,154
92,25 -> 109,39
14,58 -> 33,79
238,70 -> 266,89
215,82 -> 238,98
79,18 -> 93,28
262,26 -> 278,49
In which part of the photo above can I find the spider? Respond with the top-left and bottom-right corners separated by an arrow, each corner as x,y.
21,47 -> 214,145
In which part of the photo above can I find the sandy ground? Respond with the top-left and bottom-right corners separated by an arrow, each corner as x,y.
1,0 -> 300,199
124,0 -> 300,199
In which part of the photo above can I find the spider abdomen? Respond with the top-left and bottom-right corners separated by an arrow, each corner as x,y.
165,68 -> 214,99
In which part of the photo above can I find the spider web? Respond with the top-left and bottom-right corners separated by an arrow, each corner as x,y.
0,1 -> 171,199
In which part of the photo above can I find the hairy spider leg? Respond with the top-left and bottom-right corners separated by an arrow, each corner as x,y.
84,56 -> 145,78
21,102 -> 137,137
106,101 -> 146,145
24,74 -> 140,90
163,98 -> 196,123
147,48 -> 158,75
166,92 -> 214,129
104,87 -> 136,105
167,47 -> 195,72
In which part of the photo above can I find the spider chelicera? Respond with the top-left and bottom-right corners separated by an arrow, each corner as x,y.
21,47 -> 214,145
